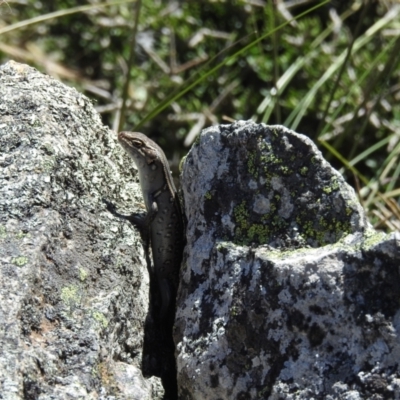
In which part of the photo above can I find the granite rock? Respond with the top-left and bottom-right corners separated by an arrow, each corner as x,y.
176,121 -> 400,400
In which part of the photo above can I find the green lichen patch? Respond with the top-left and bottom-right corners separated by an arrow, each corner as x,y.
60,284 -> 82,310
41,156 -> 56,173
12,256 -> 28,266
361,229 -> 388,250
92,310 -> 108,328
15,231 -> 30,239
300,167 -> 308,176
323,176 -> 340,194
0,225 -> 7,240
233,200 -> 285,246
247,152 -> 258,178
79,267 -> 89,281
212,123 -> 366,249
204,191 -> 212,200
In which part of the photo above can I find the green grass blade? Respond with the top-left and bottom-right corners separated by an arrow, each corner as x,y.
134,0 -> 330,130
284,5 -> 400,130
0,0 -> 136,36
257,6 -> 359,123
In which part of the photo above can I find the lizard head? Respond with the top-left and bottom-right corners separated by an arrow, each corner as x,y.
118,131 -> 159,165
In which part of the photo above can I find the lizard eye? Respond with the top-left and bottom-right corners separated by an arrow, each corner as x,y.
132,139 -> 143,148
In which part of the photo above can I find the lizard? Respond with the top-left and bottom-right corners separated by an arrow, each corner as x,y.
117,131 -> 185,326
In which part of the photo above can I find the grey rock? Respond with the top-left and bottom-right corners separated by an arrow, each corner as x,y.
2,61 -> 400,400
176,121 -> 400,399
0,61 -> 163,399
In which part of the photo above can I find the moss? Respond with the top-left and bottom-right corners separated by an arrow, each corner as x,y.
204,191 -> 212,200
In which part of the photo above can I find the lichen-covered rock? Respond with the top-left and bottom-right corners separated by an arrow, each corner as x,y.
176,121 -> 400,399
0,61 -> 163,399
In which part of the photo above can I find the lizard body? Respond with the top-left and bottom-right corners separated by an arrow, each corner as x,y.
118,131 -> 184,322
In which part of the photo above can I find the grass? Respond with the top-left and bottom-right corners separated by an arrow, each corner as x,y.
1,0 -> 399,231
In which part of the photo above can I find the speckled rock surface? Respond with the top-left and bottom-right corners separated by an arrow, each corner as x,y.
0,61 -> 164,399
176,121 -> 400,399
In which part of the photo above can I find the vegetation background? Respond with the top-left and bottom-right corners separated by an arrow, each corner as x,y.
1,0 -> 399,230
